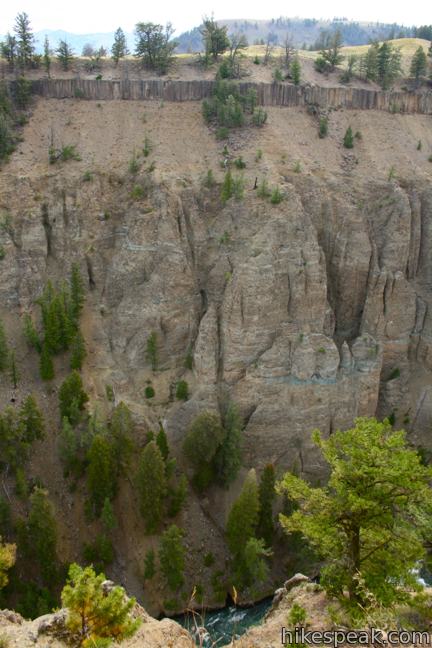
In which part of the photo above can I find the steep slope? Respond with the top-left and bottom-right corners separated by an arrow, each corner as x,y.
0,97 -> 431,611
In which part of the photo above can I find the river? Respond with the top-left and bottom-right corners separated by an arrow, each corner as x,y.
176,597 -> 273,647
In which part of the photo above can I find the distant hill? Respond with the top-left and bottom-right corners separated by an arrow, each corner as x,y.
175,18 -> 418,53
1,18 -> 430,57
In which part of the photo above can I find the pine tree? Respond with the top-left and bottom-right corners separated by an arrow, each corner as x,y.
14,12 -> 35,68
143,548 -> 155,579
43,36 -> 51,76
343,126 -> 354,149
111,27 -> 129,65
146,331 -> 158,370
59,371 -> 89,424
58,416 -> 80,476
156,423 -> 169,461
39,343 -> 54,381
137,441 -> 167,533
221,169 -> 234,202
291,57 -> 301,85
0,34 -> 17,71
214,403 -> 242,487
377,42 -> 402,89
70,330 -> 86,370
87,435 -> 117,517
9,351 -> 19,389
61,563 -> 140,645
226,469 -> 260,557
183,411 -> 225,491
0,320 -> 9,372
159,525 -> 185,591
109,402 -> 134,474
56,40 -> 74,71
23,313 -> 41,352
70,263 -> 85,323
28,487 -> 58,585
319,30 -> 344,71
257,464 -> 276,546
101,497 -> 117,532
410,46 -> 427,82
19,395 -> 45,443
167,475 -> 188,517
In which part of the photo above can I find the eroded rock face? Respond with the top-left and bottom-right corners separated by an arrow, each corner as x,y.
1,171 -> 431,478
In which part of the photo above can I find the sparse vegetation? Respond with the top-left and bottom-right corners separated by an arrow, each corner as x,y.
175,380 -> 189,401
270,186 -> 283,204
319,116 -> 328,138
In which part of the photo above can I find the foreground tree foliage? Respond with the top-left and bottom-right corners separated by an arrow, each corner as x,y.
137,441 -> 167,533
61,563 -> 140,646
0,537 -> 16,589
278,417 -> 432,610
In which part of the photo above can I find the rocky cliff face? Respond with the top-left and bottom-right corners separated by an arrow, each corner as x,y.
0,97 -> 431,607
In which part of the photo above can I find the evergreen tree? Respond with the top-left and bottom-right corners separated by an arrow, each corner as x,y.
0,537 -> 16,589
0,320 -> 9,372
59,371 -> 89,424
111,27 -> 129,65
278,417 -> 432,607
70,263 -> 85,323
43,36 -> 51,76
183,411 -> 225,490
137,441 -> 167,533
19,395 -> 45,443
87,435 -> 117,517
28,487 -> 58,585
257,464 -> 276,546
143,548 -> 155,580
241,537 -> 271,586
9,350 -> 19,388
101,497 -> 117,532
56,40 -> 74,71
167,475 -> 188,517
159,525 -> 185,590
410,46 -> 427,82
343,126 -> 354,149
14,12 -> 35,68
146,331 -> 158,370
70,330 -> 86,370
319,30 -> 344,71
199,16 -> 230,62
23,313 -> 41,352
134,23 -> 177,74
61,563 -> 140,645
377,42 -> 402,89
214,403 -> 242,487
291,57 -> 301,85
58,416 -> 80,476
156,423 -> 169,461
0,34 -> 17,71
109,402 -> 134,474
39,342 -> 54,381
226,469 -> 260,557
221,169 -> 234,202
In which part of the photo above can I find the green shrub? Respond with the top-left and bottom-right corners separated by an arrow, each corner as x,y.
143,136 -> 152,157
145,385 -> 155,399
417,140 -> 422,151
288,602 -> 307,625
273,67 -> 284,81
293,161 -> 301,173
130,184 -> 145,200
74,88 -> 85,99
318,116 -> 328,138
128,156 -> 140,174
215,127 -> 229,140
343,126 -> 354,149
252,107 -> 267,127
255,148 -> 263,162
175,380 -> 189,401
388,367 -> 400,381
82,170 -> 93,181
270,186 -> 283,204
105,385 -> 115,402
257,178 -> 270,198
233,175 -> 244,200
49,144 -> 81,164
234,156 -> 246,169
204,552 -> 215,567
253,55 -> 260,65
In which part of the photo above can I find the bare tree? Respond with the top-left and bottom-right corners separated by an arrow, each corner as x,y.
282,34 -> 295,69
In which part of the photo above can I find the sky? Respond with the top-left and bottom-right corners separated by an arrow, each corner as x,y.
1,0 -> 430,36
